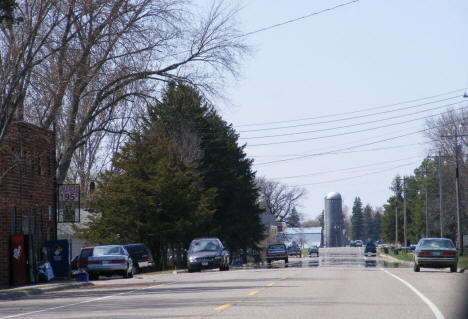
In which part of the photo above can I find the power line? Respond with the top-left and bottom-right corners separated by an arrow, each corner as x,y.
272,155 -> 421,180
254,128 -> 428,165
236,88 -> 467,128
241,100 -> 463,139
247,106 -> 467,147
237,0 -> 360,39
238,95 -> 462,133
287,161 -> 419,187
248,142 -> 429,158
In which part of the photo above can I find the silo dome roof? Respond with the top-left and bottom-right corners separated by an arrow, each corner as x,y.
326,192 -> 341,200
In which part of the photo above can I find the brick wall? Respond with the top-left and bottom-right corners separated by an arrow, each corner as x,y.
0,122 -> 56,287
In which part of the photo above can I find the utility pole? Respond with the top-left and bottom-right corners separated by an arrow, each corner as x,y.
403,177 -> 407,247
425,162 -> 429,237
438,151 -> 443,237
395,204 -> 398,247
441,123 -> 467,255
395,177 -> 399,247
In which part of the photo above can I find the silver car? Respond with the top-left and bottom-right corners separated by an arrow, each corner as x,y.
413,238 -> 458,272
87,245 -> 134,280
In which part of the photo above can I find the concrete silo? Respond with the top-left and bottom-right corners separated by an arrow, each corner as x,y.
324,192 -> 345,247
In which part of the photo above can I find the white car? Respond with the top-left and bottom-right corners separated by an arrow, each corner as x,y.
86,245 -> 134,280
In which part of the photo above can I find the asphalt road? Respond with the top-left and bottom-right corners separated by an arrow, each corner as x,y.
1,247 -> 467,319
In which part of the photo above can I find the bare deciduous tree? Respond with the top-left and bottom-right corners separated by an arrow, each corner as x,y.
5,0 -> 247,184
256,176 -> 307,222
0,1 -> 74,144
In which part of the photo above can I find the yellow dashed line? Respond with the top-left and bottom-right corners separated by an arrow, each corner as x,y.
280,277 -> 287,280
215,304 -> 232,311
248,290 -> 259,296
267,282 -> 275,287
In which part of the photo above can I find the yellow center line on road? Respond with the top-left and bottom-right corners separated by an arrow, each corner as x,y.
280,277 -> 287,280
267,282 -> 275,287
248,290 -> 259,296
215,304 -> 232,311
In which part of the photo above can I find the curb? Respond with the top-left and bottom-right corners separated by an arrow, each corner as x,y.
0,281 -> 93,300
379,253 -> 466,273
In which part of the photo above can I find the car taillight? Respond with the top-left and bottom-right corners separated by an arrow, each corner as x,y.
441,251 -> 456,256
77,260 -> 81,268
146,256 -> 151,261
112,259 -> 125,264
417,251 -> 431,256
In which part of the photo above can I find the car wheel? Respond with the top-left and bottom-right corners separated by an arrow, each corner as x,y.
134,264 -> 140,274
89,273 -> 98,280
267,259 -> 271,264
413,264 -> 420,272
123,266 -> 130,278
285,258 -> 289,263
225,264 -> 229,271
450,265 -> 457,273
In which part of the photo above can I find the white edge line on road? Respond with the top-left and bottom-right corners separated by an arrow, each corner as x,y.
0,295 -> 116,319
381,268 -> 444,319
1,280 -> 180,319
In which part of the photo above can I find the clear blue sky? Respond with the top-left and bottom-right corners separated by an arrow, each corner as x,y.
219,0 -> 468,220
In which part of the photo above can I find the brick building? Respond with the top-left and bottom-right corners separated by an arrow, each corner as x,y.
0,122 -> 56,287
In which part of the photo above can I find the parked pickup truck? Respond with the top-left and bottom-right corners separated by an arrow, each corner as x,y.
266,243 -> 288,264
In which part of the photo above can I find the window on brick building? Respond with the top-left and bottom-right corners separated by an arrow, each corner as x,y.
11,207 -> 16,234
47,155 -> 51,176
37,155 -> 41,176
22,212 -> 30,235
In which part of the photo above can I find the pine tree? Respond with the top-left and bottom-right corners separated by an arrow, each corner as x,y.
286,207 -> 301,227
362,204 -> 373,242
351,197 -> 364,240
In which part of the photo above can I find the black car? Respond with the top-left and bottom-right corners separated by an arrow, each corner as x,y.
124,243 -> 155,273
413,238 -> 458,272
308,245 -> 319,257
266,243 -> 288,264
364,242 -> 376,256
187,238 -> 230,272
287,243 -> 302,257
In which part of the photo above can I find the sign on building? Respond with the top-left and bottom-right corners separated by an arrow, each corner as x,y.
57,184 -> 80,223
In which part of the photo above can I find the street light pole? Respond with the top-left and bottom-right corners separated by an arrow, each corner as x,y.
454,126 -> 462,255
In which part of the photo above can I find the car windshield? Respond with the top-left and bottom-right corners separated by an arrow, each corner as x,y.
189,240 -> 220,253
93,246 -> 122,256
269,244 -> 285,250
419,239 -> 454,249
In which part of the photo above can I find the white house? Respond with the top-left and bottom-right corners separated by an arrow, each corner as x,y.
279,227 -> 322,248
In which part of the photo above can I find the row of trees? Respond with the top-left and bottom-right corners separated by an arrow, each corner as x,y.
1,0 -> 247,191
79,83 -> 265,269
380,108 -> 467,247
350,197 -> 382,242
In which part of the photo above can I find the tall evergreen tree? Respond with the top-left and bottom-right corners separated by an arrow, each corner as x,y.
351,197 -> 364,240
285,207 -> 301,227
148,82 -> 265,253
362,204 -> 373,242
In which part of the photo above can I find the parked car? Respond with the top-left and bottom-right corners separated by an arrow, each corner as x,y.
364,242 -> 376,256
349,240 -> 356,247
86,245 -> 134,280
77,246 -> 94,269
124,243 -> 154,273
287,243 -> 302,257
308,245 -> 319,257
355,240 -> 363,247
266,243 -> 288,264
413,238 -> 458,272
187,238 -> 230,272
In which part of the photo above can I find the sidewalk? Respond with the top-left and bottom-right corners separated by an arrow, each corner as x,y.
0,280 -> 93,300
